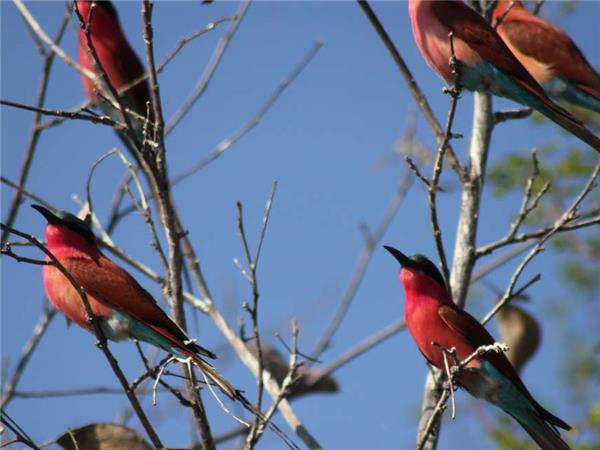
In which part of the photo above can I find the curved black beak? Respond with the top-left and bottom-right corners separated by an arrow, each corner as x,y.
31,204 -> 62,225
383,245 -> 413,268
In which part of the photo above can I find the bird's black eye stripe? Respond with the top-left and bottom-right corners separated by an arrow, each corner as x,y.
420,264 -> 446,291
101,1 -> 119,21
59,215 -> 95,243
410,254 -> 447,291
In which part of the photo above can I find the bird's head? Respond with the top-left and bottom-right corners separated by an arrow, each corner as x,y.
383,245 -> 448,296
32,205 -> 96,249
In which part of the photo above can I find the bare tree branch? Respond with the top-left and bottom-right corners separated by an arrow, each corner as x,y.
13,0 -> 95,80
141,2 -> 214,447
235,183 -> 278,448
427,32 -> 462,288
1,411 -> 41,450
481,160 -> 600,325
166,0 -> 251,134
0,308 -> 56,408
1,12 -> 69,243
172,41 -> 322,180
314,319 -> 406,386
108,40 -> 321,231
0,99 -> 120,129
493,107 -> 532,124
311,169 -> 412,360
357,0 -> 467,181
416,342 -> 509,450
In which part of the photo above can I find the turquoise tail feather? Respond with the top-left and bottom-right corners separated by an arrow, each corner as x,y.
101,310 -> 187,360
465,360 -> 571,450
514,415 -> 571,450
101,311 -> 239,399
544,77 -> 600,114
461,61 -> 600,150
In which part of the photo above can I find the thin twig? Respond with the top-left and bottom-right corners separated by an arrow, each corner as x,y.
473,241 -> 534,282
13,0 -> 95,80
416,388 -> 449,450
493,107 -> 532,124
476,215 -> 600,257
426,31 -> 462,288
172,41 -> 322,180
33,16 -> 235,133
492,0 -> 516,28
1,177 -> 54,209
312,319 -> 406,386
532,0 -> 546,16
356,0 -> 467,181
73,0 -> 142,152
311,169 -> 412,360
131,344 -> 193,408
0,308 -> 57,408
109,41 -> 321,231
504,151 -> 550,241
481,160 -> 600,325
404,156 -> 433,189
141,2 -> 214,448
416,342 -> 509,450
418,18 -> 495,448
439,350 -> 456,418
11,386 -> 170,398
0,99 -> 120,128
141,0 -> 165,151
248,319 -> 302,447
1,12 -> 69,243
112,16 -> 237,111
115,149 -> 170,272
0,244 -> 50,265
85,150 -> 119,221
1,411 -> 41,450
235,183 -> 279,448
166,0 -> 251,134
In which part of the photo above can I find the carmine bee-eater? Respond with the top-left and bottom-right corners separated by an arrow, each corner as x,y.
33,204 -> 238,400
407,0 -> 600,151
493,0 -> 600,115
384,246 -> 571,450
75,0 -> 151,154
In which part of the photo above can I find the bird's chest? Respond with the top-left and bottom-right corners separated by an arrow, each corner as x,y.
415,16 -> 482,83
405,303 -> 481,373
42,264 -> 114,330
417,21 -> 454,80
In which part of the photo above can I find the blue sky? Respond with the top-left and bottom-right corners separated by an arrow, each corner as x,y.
2,1 -> 599,449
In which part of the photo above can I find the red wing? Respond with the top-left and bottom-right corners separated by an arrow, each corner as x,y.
437,305 -> 534,402
432,1 -> 548,99
438,304 -> 571,428
62,256 -> 215,359
113,43 -> 153,116
501,19 -> 600,98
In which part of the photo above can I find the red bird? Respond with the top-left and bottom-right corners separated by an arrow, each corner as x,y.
384,246 -> 571,450
33,204 -> 298,448
408,0 -> 600,151
33,204 -> 238,400
493,0 -> 600,115
75,0 -> 151,152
